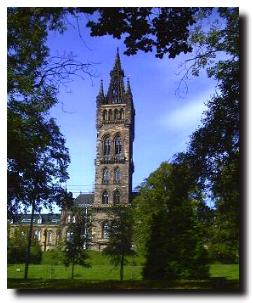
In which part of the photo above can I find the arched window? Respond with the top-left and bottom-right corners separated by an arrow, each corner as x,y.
34,230 -> 41,241
102,168 -> 110,184
102,222 -> 110,239
113,189 -> 120,204
114,136 -> 122,158
114,109 -> 118,120
119,108 -> 124,120
103,110 -> 107,120
103,136 -> 111,156
102,191 -> 109,204
114,168 -> 121,184
108,109 -> 113,121
48,230 -> 54,244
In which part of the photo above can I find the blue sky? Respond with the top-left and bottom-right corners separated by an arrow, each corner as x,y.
47,16 -> 218,197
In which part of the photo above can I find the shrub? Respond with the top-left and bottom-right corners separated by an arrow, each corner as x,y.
8,242 -> 42,264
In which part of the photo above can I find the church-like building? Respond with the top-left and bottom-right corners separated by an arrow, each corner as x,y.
9,50 -> 135,251
92,49 -> 135,250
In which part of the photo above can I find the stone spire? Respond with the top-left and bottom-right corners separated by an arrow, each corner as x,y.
107,49 -> 125,104
99,80 -> 104,96
112,48 -> 123,72
126,77 -> 132,95
96,79 -> 105,104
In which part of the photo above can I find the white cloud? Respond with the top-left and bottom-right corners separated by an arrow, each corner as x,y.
159,90 -> 213,133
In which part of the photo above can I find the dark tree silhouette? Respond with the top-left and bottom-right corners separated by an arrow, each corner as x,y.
134,162 -> 209,281
103,206 -> 135,281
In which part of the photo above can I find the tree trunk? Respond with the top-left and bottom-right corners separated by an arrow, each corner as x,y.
43,229 -> 47,252
24,200 -> 35,279
71,263 -> 75,279
120,254 -> 124,281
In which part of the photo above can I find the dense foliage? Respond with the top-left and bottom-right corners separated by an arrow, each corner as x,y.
182,8 -> 239,262
8,226 -> 42,264
134,162 -> 209,280
78,7 -> 198,58
7,8 -> 73,217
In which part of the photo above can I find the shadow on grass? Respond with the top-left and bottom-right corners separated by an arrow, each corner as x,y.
8,278 -> 241,294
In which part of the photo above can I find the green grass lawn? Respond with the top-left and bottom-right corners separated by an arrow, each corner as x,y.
7,250 -> 239,290
209,264 -> 239,280
7,264 -> 143,280
7,263 -> 239,281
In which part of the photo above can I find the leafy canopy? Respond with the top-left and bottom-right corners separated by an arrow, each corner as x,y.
134,161 -> 209,280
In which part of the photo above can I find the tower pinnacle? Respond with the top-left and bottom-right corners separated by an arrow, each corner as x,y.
126,77 -> 132,95
112,48 -> 123,73
96,79 -> 105,104
99,79 -> 104,96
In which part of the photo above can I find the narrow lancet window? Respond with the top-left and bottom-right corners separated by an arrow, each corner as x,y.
114,168 -> 121,184
103,110 -> 107,120
102,191 -> 109,204
103,136 -> 111,157
119,108 -> 124,120
115,136 -> 122,158
113,189 -> 120,204
102,168 -> 110,184
114,109 -> 118,120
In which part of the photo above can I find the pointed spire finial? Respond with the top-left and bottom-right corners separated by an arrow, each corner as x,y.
108,49 -> 125,103
126,77 -> 132,94
113,48 -> 122,71
98,79 -> 104,96
97,79 -> 105,103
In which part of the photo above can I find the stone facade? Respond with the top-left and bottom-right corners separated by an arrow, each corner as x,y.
8,214 -> 62,251
8,197 -> 93,251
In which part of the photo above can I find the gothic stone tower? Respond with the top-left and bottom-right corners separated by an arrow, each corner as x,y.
92,50 -> 135,250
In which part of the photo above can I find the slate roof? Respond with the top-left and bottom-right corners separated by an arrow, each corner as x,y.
74,193 -> 94,208
11,213 -> 61,225
73,192 -> 139,207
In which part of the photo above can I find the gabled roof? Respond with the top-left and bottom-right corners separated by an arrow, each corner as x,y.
74,193 -> 94,208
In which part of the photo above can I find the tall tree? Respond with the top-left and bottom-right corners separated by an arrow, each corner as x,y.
63,208 -> 90,279
8,8 -> 69,279
134,162 -> 209,280
7,8 -> 95,216
103,206 -> 135,281
7,8 -> 95,278
182,8 -> 239,262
